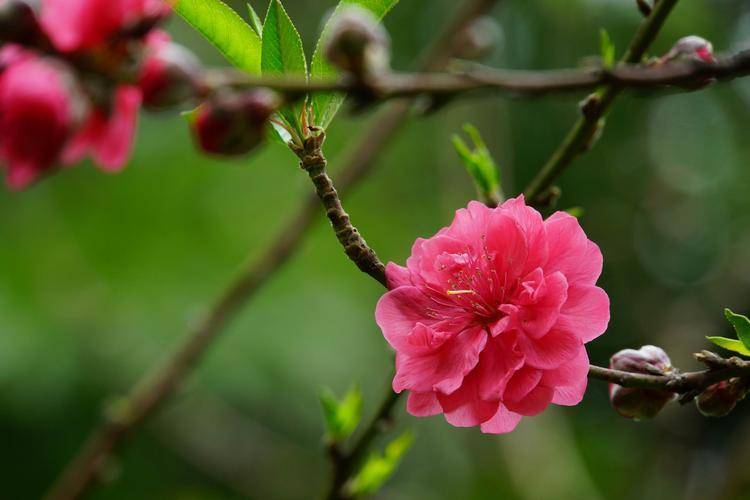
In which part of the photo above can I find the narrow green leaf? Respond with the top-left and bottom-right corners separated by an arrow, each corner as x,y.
247,2 -> 264,37
175,0 -> 261,74
452,123 -> 501,204
262,0 -> 307,76
262,0 -> 308,134
706,336 -> 750,356
347,430 -> 414,496
725,309 -> 750,349
310,0 -> 399,128
599,28 -> 616,69
318,385 -> 363,441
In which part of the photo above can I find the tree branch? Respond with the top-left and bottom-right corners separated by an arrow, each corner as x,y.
523,0 -> 681,204
293,132 -> 387,287
209,48 -> 750,101
589,351 -> 750,399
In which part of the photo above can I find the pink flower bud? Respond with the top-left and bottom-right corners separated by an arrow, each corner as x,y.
139,34 -> 203,111
190,90 -> 279,156
663,36 -> 716,64
658,36 -> 716,90
0,49 -> 87,189
695,378 -> 748,418
323,5 -> 390,77
609,345 -> 676,420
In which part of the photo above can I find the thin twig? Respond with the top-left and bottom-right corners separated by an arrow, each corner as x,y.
523,0 -> 681,204
589,351 -> 750,397
293,132 -> 387,286
210,49 -> 750,101
326,386 -> 402,500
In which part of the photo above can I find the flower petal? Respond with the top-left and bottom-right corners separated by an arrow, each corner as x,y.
505,384 -> 554,416
517,328 -> 581,370
503,366 -> 543,402
511,270 -> 568,339
542,348 -> 590,406
557,284 -> 610,343
437,370 -> 499,427
544,212 -> 603,286
375,286 -> 438,350
406,391 -> 442,417
393,326 -> 487,394
385,262 -> 412,289
477,332 -> 524,400
91,86 -> 140,171
486,212 -> 529,283
480,404 -> 522,434
499,195 -> 549,273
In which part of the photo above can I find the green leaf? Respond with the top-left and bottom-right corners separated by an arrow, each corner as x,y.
706,336 -> 750,356
452,124 -> 501,204
175,0 -> 261,74
310,0 -> 399,128
262,0 -> 308,134
319,385 -> 363,441
599,28 -> 616,69
247,2 -> 264,37
725,309 -> 750,349
347,430 -> 414,496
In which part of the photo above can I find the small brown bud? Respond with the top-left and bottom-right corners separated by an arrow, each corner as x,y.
0,0 -> 40,44
323,5 -> 390,78
609,346 -> 677,420
696,378 -> 748,418
453,16 -> 503,61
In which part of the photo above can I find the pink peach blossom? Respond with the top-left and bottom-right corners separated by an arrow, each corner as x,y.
375,196 -> 610,433
62,85 -> 142,172
0,48 -> 85,189
40,0 -> 169,52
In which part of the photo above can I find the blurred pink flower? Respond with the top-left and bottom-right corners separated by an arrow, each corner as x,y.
375,196 -> 609,433
61,85 -> 142,172
40,0 -> 169,52
0,47 -> 86,188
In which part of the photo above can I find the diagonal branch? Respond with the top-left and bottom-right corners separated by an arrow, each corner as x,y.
523,0 -> 681,204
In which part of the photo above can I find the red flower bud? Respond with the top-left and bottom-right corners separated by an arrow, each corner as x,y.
139,34 -> 203,111
0,49 -> 88,188
609,345 -> 677,420
323,5 -> 390,77
695,378 -> 748,418
190,89 -> 279,156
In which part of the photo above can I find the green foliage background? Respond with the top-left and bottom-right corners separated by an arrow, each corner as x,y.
4,0 -> 750,498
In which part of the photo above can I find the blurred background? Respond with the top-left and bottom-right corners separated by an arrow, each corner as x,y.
4,0 -> 750,498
